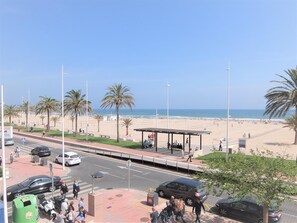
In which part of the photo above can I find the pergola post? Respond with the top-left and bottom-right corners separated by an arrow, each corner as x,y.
200,135 -> 202,150
171,133 -> 173,154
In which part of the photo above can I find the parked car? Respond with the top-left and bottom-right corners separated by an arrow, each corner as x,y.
31,146 -> 51,157
5,175 -> 62,201
215,197 -> 282,223
55,152 -> 81,166
155,177 -> 208,206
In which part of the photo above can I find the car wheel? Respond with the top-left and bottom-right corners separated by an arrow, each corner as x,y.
65,162 -> 69,166
258,219 -> 263,223
55,158 -> 59,163
49,186 -> 55,192
158,190 -> 165,197
218,208 -> 228,216
185,197 -> 194,206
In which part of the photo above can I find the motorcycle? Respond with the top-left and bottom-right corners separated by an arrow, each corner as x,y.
37,194 -> 57,220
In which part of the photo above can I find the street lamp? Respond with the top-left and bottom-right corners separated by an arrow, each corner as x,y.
167,83 -> 170,129
226,65 -> 230,162
1,85 -> 9,223
61,65 -> 65,169
86,80 -> 89,141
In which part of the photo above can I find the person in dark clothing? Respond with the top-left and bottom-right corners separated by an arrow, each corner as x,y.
73,179 -> 80,199
186,148 -> 193,162
60,181 -> 68,199
150,206 -> 159,223
192,197 -> 205,223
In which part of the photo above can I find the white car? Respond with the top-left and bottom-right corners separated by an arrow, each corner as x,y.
55,152 -> 81,166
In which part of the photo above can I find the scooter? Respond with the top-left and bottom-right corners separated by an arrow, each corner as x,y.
37,194 -> 57,220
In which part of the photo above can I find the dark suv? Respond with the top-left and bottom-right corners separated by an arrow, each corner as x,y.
215,198 -> 282,223
155,177 -> 208,206
31,146 -> 51,157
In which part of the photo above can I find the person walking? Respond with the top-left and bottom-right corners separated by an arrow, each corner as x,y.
175,198 -> 186,223
60,181 -> 68,199
15,146 -> 20,158
186,148 -> 193,162
75,206 -> 87,223
67,207 -> 75,223
219,141 -> 222,151
10,152 -> 14,164
73,179 -> 80,200
149,206 -> 159,223
78,197 -> 84,210
0,155 -> 2,166
192,197 -> 205,223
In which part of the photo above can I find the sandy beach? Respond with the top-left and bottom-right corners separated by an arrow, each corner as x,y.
12,114 -> 297,160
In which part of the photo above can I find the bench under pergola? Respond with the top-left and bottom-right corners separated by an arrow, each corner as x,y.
134,127 -> 211,154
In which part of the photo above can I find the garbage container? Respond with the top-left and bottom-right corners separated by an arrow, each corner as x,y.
33,156 -> 39,163
12,194 -> 39,223
147,192 -> 158,206
40,158 -> 48,166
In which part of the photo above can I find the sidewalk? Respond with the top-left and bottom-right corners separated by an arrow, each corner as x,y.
1,131 -> 241,223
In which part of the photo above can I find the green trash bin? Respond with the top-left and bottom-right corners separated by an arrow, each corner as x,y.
12,194 -> 39,223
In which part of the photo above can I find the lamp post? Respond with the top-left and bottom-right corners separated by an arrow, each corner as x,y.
62,65 -> 65,169
1,85 -> 9,223
86,80 -> 89,141
226,65 -> 230,162
167,83 -> 170,129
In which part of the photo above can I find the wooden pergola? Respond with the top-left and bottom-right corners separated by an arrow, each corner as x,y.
134,127 -> 211,154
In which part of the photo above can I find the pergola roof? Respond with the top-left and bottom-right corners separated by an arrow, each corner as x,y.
134,127 -> 211,136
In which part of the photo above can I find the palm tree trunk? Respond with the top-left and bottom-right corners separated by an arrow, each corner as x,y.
116,106 -> 119,142
47,111 -> 50,131
9,116 -> 11,123
126,126 -> 128,136
97,120 -> 100,132
295,109 -> 297,144
75,114 -> 78,136
26,112 -> 28,128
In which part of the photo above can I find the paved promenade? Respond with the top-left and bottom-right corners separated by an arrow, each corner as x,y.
0,131 -> 240,223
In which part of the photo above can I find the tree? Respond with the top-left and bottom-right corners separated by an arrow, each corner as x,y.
40,115 -> 45,125
51,116 -> 59,127
4,105 -> 20,123
195,150 -> 297,223
20,101 -> 33,127
35,96 -> 60,131
69,116 -> 75,131
122,118 -> 132,136
264,68 -> 297,144
94,114 -> 103,132
64,89 -> 92,136
101,83 -> 135,142
283,115 -> 297,134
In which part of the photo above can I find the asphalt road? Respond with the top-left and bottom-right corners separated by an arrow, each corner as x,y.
7,137 -> 297,223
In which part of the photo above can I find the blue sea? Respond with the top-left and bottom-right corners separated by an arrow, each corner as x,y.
93,109 -> 294,120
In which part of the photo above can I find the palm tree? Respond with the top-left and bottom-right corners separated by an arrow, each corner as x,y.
35,96 -> 60,131
264,68 -> 297,144
51,116 -> 59,127
101,83 -> 135,142
283,115 -> 297,134
20,101 -> 33,127
122,118 -> 133,136
94,114 -> 103,132
70,116 -> 75,131
40,115 -> 45,125
4,105 -> 20,123
64,89 -> 92,136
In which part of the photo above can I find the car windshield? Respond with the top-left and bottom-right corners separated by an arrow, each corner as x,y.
19,178 -> 33,187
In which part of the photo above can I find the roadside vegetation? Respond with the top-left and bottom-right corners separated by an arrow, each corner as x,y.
195,150 -> 297,223
16,127 -> 141,149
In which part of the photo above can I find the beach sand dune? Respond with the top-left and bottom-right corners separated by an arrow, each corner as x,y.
13,114 -> 297,159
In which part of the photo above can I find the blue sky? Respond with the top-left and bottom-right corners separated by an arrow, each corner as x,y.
0,0 -> 296,109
